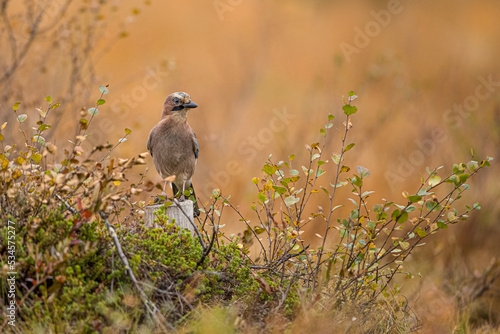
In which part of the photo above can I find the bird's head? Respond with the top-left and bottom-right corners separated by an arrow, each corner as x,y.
162,92 -> 198,119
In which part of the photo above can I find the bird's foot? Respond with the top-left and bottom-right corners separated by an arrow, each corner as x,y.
153,193 -> 167,204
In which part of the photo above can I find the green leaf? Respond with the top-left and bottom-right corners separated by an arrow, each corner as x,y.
17,114 -> 27,122
97,99 -> 106,105
316,169 -> 326,177
436,220 -> 448,229
414,227 -> 427,237
254,226 -> 266,234
99,85 -> 109,94
425,201 -> 440,212
50,103 -> 61,109
343,104 -> 357,115
45,96 -> 53,103
428,175 -> 441,187
446,175 -> 459,185
31,153 -> 42,163
361,191 -> 375,198
417,188 -> 434,196
331,181 -> 347,188
391,209 -> 401,221
88,108 -> 99,116
328,114 -> 335,120
320,186 -> 330,196
284,196 -> 300,207
407,195 -> 422,203
352,175 -> 362,187
406,205 -> 417,212
32,135 -> 45,144
38,124 -> 51,132
466,161 -> 479,172
344,143 -> 355,153
252,177 -> 259,184
263,164 -> 277,175
459,173 -> 469,183
317,160 -> 327,166
356,165 -> 370,178
348,91 -> 355,96
12,102 -> 21,111
396,211 -> 408,224
373,204 -> 383,214
399,241 -> 409,250
332,205 -> 343,212
332,153 -> 340,165
289,154 -> 296,161
320,128 -> 326,136
125,128 -> 132,135
272,186 -> 287,195
258,192 -> 266,202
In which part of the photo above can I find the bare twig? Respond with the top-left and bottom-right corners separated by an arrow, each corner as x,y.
99,211 -> 175,332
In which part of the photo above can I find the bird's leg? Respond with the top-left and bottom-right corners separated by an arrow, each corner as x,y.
180,180 -> 187,201
153,181 -> 169,204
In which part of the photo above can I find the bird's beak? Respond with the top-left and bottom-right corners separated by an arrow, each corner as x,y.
182,101 -> 198,109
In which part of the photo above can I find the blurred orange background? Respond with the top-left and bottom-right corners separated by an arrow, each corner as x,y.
1,0 -> 499,331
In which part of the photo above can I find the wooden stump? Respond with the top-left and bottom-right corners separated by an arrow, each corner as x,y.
144,200 -> 195,233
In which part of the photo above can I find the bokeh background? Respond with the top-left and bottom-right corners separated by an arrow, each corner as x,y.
1,0 -> 499,331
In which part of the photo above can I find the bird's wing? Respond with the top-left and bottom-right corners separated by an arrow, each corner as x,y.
147,130 -> 154,157
192,131 -> 199,159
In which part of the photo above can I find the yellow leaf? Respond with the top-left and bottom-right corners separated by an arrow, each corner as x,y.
14,157 -> 25,165
12,169 -> 22,179
31,153 -> 42,163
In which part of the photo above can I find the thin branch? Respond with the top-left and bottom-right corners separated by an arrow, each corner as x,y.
99,211 -> 175,332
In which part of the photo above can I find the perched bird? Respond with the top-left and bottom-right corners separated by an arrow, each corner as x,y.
147,92 -> 200,216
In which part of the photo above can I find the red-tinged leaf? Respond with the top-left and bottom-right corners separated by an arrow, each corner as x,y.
254,277 -> 272,294
80,210 -> 92,221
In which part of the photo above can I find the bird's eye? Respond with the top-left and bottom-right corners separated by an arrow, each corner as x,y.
173,97 -> 180,104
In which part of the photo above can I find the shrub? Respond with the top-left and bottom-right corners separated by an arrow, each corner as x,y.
0,89 -> 493,333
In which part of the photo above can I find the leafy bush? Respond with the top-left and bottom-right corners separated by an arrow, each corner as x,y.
0,89 -> 493,333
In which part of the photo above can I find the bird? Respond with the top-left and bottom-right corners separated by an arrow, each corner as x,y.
147,92 -> 200,217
